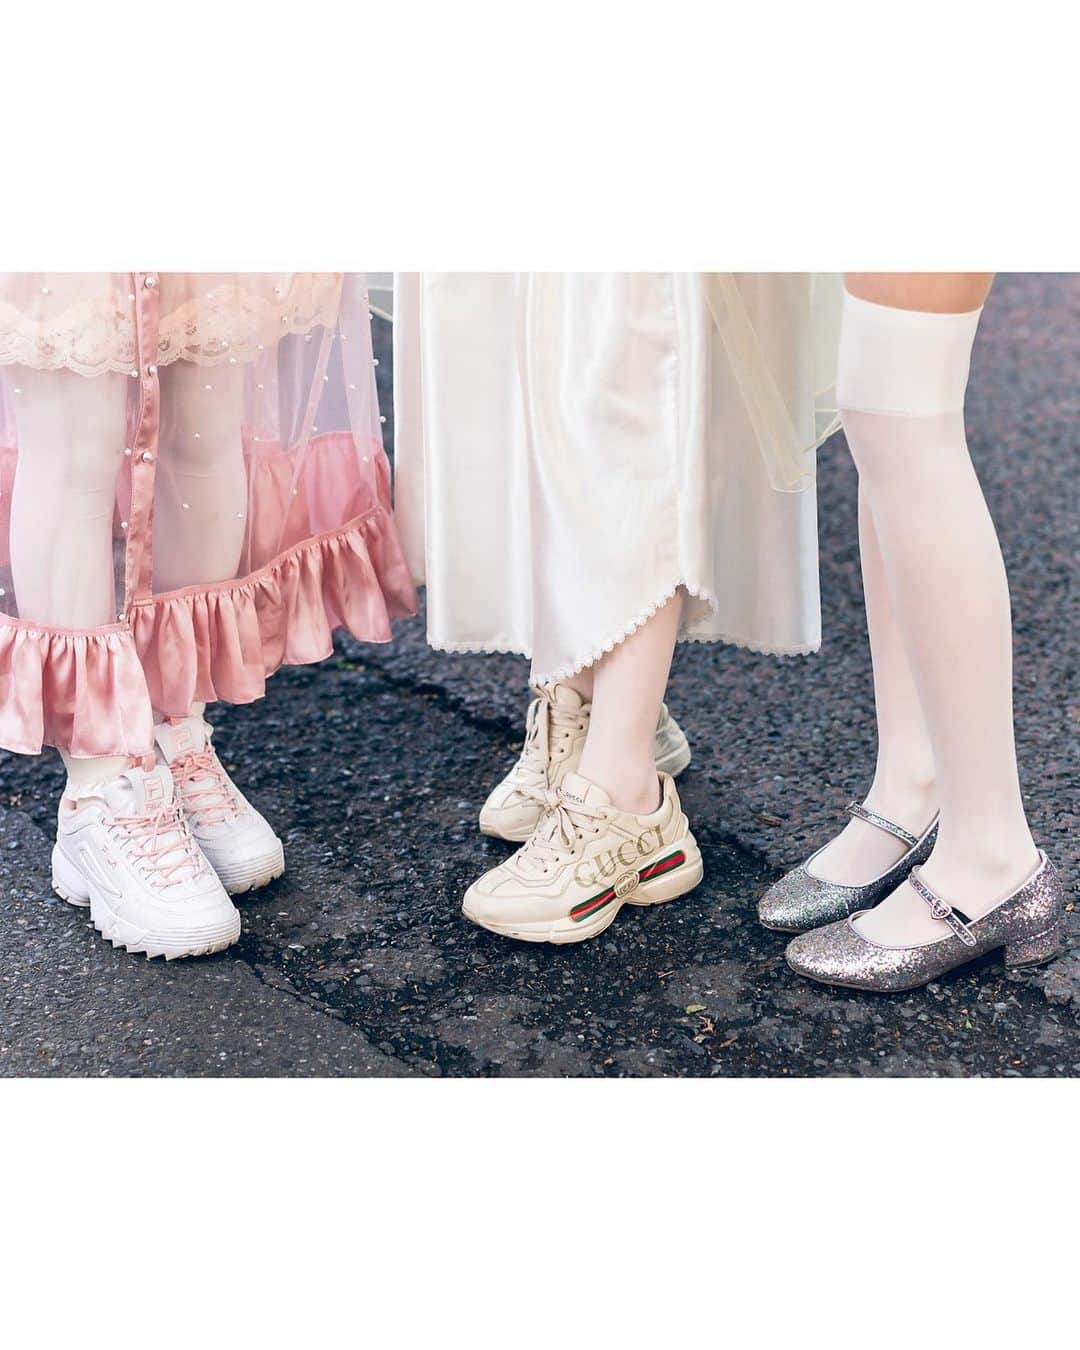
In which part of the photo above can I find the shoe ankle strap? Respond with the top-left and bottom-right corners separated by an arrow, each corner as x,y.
908,866 -> 977,947
845,801 -> 919,847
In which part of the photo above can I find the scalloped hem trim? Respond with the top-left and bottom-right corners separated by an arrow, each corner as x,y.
426,579 -> 821,682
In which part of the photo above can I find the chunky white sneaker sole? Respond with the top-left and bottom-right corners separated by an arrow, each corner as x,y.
208,840 -> 286,896
51,845 -> 241,960
463,832 -> 704,944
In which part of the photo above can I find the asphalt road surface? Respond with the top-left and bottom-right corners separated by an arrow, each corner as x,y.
1,272 -> 1076,1076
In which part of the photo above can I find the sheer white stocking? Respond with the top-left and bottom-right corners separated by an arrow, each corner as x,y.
3,368 -> 132,795
5,365 -> 246,796
153,361 -> 247,593
5,366 -> 126,631
835,295 -> 1039,945
807,485 -> 938,883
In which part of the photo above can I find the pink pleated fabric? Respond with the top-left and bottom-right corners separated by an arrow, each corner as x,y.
131,501 -> 414,715
0,273 -> 416,757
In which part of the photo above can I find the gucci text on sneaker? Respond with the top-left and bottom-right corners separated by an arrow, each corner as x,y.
464,771 -> 703,943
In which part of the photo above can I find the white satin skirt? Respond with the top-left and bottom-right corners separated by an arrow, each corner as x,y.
393,273 -> 843,684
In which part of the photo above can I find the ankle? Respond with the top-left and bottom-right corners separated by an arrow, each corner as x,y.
62,755 -> 134,803
157,710 -> 207,731
862,771 -> 938,829
611,779 -> 663,816
557,671 -> 594,704
578,760 -> 660,815
920,835 -> 1042,913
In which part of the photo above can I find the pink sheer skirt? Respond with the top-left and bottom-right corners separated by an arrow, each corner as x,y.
0,273 -> 417,757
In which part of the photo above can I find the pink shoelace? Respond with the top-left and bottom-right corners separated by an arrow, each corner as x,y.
170,749 -> 241,827
113,801 -> 205,886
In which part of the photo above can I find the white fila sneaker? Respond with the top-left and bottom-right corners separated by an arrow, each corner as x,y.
154,717 -> 285,895
464,771 -> 703,943
479,685 -> 692,843
51,764 -> 241,960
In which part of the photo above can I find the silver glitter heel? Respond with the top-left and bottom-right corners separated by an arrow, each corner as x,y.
1004,923 -> 1066,970
757,802 -> 938,934
786,852 -> 1067,993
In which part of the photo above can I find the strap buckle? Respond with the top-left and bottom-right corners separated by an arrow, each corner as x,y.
908,867 -> 978,948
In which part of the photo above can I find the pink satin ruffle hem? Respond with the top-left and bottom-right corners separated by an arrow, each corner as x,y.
0,504 -> 416,757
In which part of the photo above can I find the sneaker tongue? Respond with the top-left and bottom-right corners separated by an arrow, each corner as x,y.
559,773 -> 611,810
517,771 -> 608,876
103,766 -> 199,883
155,716 -> 209,762
548,683 -> 586,711
103,765 -> 175,815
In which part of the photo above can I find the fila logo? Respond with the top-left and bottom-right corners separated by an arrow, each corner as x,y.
77,843 -> 122,900
143,776 -> 164,805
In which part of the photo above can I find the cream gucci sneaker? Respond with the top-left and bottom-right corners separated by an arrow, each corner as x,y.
479,685 -> 692,843
51,764 -> 241,960
154,717 -> 284,895
464,771 -> 703,943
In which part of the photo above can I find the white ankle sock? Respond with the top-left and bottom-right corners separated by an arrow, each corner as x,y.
60,751 -> 132,802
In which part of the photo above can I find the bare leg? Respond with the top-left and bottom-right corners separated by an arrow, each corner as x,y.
561,666 -> 594,701
838,272 -> 1039,945
576,590 -> 683,814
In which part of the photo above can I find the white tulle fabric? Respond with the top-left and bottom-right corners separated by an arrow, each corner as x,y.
393,272 -> 842,683
0,273 -> 416,758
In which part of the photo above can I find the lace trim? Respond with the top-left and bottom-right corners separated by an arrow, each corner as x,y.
0,278 -> 341,377
153,281 -> 341,368
0,297 -> 137,377
425,579 -> 821,680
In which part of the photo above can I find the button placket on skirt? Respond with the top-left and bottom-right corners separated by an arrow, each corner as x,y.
122,272 -> 162,616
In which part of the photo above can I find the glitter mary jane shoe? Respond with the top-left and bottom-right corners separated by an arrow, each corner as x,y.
757,802 -> 938,934
785,853 -> 1067,993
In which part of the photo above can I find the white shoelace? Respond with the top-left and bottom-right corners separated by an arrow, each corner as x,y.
513,688 -> 586,805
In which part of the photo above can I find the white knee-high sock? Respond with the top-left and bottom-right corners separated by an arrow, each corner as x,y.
836,294 -> 1039,942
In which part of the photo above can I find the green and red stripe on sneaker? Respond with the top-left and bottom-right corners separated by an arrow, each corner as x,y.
569,849 -> 687,923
